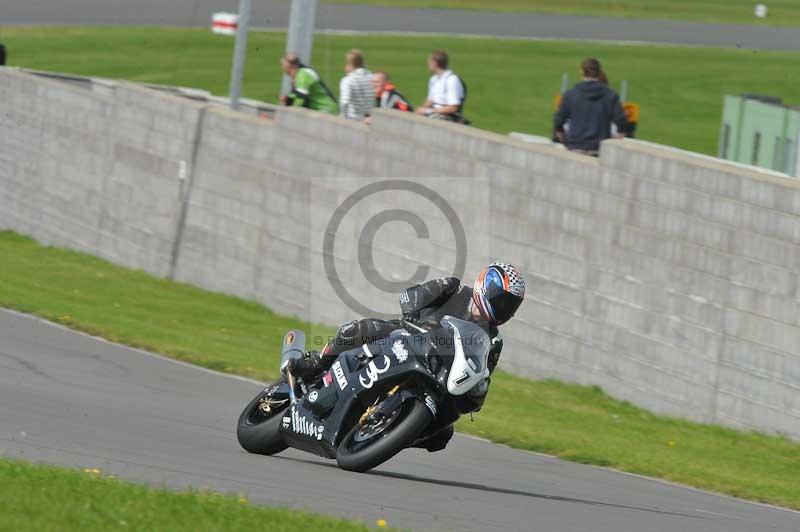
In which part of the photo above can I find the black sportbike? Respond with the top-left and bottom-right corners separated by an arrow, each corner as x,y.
236,316 -> 491,472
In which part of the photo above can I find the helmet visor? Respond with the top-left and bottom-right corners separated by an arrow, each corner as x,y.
485,291 -> 523,324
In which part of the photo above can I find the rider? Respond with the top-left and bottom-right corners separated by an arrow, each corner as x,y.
285,262 -> 526,451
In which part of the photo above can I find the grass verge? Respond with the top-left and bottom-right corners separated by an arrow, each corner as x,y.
324,0 -> 800,27
1,231 -> 799,509
0,457 -> 391,532
1,27 -> 800,155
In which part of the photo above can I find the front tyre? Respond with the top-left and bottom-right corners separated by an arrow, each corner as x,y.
237,387 -> 289,455
336,398 -> 431,473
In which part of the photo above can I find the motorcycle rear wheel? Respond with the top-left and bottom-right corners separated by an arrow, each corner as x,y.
237,386 -> 289,456
336,397 -> 430,472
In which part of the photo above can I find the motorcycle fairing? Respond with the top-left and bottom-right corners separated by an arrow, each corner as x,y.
442,316 -> 491,396
278,332 -> 437,458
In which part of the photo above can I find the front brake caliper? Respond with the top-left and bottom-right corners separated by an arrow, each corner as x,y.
359,385 -> 401,424
259,395 -> 288,414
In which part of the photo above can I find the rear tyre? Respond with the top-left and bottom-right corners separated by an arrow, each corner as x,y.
237,387 -> 289,455
336,398 -> 431,473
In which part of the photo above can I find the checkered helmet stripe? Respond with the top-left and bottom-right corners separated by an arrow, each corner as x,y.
490,262 -> 525,298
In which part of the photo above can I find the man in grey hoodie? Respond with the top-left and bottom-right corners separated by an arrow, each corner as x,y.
553,58 -> 628,155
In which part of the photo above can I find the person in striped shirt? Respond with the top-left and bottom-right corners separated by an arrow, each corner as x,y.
339,49 -> 374,122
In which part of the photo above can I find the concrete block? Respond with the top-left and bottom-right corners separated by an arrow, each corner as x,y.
725,308 -> 800,356
729,256 -> 795,296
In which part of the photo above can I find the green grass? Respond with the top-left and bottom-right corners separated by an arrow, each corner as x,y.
0,458 -> 391,532
0,233 -> 331,382
2,231 -> 800,510
2,27 -> 800,155
325,0 -> 800,26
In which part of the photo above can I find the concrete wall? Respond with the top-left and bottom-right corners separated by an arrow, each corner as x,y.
0,68 -> 205,276
2,67 -> 800,440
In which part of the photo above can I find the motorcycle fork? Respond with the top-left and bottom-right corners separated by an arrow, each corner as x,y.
359,384 -> 400,424
286,370 -> 300,405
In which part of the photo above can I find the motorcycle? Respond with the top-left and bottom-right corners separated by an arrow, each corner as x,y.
236,316 -> 491,472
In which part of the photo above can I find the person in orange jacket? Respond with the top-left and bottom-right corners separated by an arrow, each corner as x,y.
372,71 -> 414,113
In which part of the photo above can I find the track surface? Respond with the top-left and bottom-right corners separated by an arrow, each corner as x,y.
2,0 -> 800,50
1,309 -> 799,531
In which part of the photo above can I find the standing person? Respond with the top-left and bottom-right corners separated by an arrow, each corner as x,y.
415,50 -> 468,123
553,58 -> 627,156
373,72 -> 413,112
279,52 -> 339,116
0,44 -> 6,66
339,49 -> 374,121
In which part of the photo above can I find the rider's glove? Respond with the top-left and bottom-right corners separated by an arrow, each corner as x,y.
283,351 -> 324,381
281,351 -> 319,375
402,311 -> 420,323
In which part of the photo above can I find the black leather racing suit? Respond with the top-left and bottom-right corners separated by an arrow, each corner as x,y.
316,277 -> 503,451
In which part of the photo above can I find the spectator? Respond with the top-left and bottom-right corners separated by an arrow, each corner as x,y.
553,58 -> 627,156
0,44 -> 6,66
279,52 -> 339,115
339,49 -> 374,121
415,50 -> 468,124
373,72 -> 413,112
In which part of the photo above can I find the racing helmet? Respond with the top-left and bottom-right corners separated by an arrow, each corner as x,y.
472,262 -> 526,325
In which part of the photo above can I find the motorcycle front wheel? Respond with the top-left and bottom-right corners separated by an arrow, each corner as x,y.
237,384 -> 289,456
336,396 -> 431,473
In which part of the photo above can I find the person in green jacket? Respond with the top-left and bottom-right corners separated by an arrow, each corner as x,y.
279,52 -> 339,115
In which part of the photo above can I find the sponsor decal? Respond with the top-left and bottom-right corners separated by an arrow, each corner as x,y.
424,395 -> 437,416
282,415 -> 291,429
391,339 -> 409,363
341,321 -> 358,335
308,390 -> 319,403
291,407 -> 324,440
285,332 -> 295,345
399,290 -> 410,304
358,355 -> 391,389
332,361 -> 348,390
322,372 -> 334,388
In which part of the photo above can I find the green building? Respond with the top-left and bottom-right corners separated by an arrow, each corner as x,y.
719,95 -> 800,177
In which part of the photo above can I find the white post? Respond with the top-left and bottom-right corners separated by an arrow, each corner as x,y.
281,0 -> 318,97
229,0 -> 252,110
560,72 -> 569,94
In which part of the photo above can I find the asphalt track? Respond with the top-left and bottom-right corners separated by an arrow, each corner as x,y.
3,0 -> 800,50
1,308 -> 799,531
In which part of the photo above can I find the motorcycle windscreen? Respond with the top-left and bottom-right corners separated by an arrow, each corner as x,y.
280,330 -> 306,370
441,316 -> 491,396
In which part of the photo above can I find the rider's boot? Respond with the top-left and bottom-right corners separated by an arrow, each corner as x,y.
412,424 -> 454,453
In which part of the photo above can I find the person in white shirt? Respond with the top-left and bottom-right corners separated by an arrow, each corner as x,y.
339,49 -> 374,122
415,50 -> 467,123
